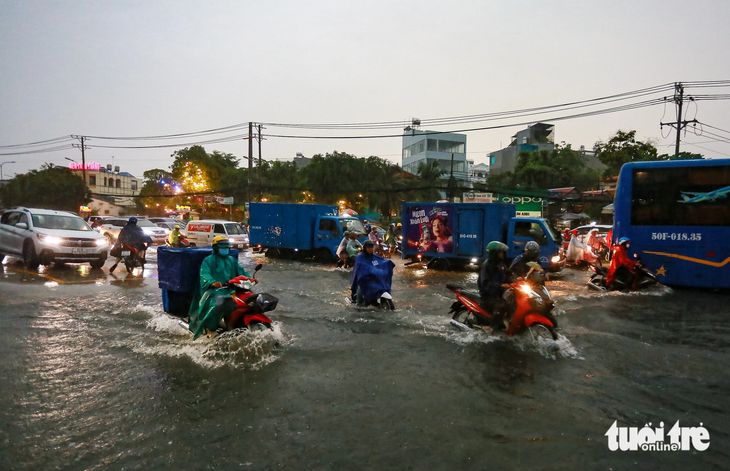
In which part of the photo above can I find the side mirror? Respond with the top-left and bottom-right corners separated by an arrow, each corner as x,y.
254,263 -> 263,273
16,222 -> 28,230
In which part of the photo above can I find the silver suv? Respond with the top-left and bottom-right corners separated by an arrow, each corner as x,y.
0,207 -> 109,269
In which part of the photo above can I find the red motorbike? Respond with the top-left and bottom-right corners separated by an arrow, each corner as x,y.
120,243 -> 147,274
446,266 -> 558,340
223,264 -> 278,331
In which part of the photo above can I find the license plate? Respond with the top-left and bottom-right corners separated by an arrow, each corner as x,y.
121,250 -> 131,256
72,248 -> 96,255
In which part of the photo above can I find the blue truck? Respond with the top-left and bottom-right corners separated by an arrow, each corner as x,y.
249,203 -> 367,262
401,202 -> 563,271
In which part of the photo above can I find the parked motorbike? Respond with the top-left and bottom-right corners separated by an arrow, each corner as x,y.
587,261 -> 657,291
224,264 -> 278,331
447,263 -> 558,340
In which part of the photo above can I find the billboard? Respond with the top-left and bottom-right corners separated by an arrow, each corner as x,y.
405,204 -> 454,253
463,192 -> 494,203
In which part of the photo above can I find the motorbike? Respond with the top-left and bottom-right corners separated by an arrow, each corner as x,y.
587,261 -> 657,291
120,243 -> 147,274
224,264 -> 278,331
447,262 -> 558,340
165,235 -> 190,248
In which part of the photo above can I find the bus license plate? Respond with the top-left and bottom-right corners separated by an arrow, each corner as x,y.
72,248 -> 95,255
121,250 -> 131,256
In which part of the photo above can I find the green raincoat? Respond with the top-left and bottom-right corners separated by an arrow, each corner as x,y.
188,253 -> 250,339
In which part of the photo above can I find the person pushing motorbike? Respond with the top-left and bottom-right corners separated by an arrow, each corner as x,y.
477,241 -> 515,329
109,217 -> 152,273
188,236 -> 251,338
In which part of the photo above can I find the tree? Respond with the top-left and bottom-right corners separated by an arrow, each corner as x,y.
486,145 -> 600,191
0,164 -> 91,212
594,130 -> 665,177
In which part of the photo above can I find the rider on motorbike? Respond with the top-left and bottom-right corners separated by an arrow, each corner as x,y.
350,240 -> 395,306
109,217 -> 152,273
188,235 -> 251,338
606,237 -> 639,290
168,224 -> 183,247
509,241 -> 542,280
477,241 -> 514,328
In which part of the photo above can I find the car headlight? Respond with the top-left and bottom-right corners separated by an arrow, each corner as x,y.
551,255 -> 561,263
229,238 -> 236,243
38,234 -> 62,245
96,238 -> 108,247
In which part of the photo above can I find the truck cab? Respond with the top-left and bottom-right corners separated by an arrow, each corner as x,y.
314,216 -> 366,258
506,217 -> 563,271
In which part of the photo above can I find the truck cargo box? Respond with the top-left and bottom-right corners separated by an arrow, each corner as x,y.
249,203 -> 339,251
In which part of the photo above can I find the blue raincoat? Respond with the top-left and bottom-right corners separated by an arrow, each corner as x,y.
350,253 -> 394,302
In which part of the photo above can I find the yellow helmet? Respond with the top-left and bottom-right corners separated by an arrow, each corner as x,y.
212,235 -> 230,246
174,224 -> 180,229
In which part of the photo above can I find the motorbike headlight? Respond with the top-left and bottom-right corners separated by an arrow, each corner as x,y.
551,255 -> 560,263
95,238 -> 108,247
519,283 -> 533,294
38,234 -> 62,245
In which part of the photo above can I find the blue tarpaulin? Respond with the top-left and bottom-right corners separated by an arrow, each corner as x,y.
157,246 -> 239,293
157,247 -> 239,316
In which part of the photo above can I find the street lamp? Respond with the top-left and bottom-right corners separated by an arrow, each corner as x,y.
65,157 -> 78,164
0,161 -> 16,180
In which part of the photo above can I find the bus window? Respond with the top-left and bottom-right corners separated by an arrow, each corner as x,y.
631,166 -> 730,226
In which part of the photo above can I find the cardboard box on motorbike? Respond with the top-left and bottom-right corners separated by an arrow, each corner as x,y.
185,220 -> 248,249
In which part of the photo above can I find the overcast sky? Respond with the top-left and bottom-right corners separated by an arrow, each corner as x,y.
2,0 -> 730,179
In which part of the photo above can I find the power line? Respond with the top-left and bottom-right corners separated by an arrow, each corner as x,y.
263,98 -> 665,139
0,135 -> 74,149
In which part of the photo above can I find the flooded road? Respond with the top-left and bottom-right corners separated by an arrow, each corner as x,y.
1,251 -> 728,470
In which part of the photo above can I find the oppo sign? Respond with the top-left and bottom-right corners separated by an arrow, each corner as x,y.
499,196 -> 544,205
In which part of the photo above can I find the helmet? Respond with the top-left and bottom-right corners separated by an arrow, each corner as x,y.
524,241 -> 540,258
364,224 -> 371,230
572,229 -> 578,235
618,237 -> 631,245
397,223 -> 402,227
390,223 -> 396,228
212,235 -> 230,246
174,225 -> 180,230
486,241 -> 508,252
128,217 -> 138,224
362,240 -> 375,250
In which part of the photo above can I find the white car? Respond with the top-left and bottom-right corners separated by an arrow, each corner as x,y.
99,217 -> 169,245
185,220 -> 249,248
0,207 -> 109,269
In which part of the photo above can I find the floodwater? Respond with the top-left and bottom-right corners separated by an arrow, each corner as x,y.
0,250 -> 728,470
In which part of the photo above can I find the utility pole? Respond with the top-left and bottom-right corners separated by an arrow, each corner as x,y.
448,153 -> 456,201
248,122 -> 253,199
660,83 -> 698,158
257,124 -> 263,168
72,135 -> 88,184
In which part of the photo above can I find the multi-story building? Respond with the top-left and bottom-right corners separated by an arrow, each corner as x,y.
487,123 -> 606,174
487,123 -> 555,174
402,130 -> 467,181
68,162 -> 141,214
